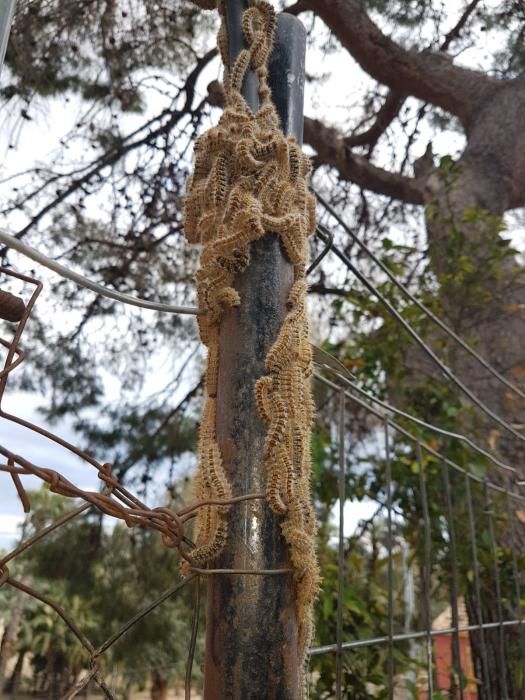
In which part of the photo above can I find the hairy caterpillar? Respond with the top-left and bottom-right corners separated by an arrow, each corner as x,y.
184,0 -> 318,689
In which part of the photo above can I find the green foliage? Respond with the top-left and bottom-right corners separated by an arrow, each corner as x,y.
5,1 -> 215,108
1,487 -> 201,696
310,191 -> 524,693
310,523 -> 413,699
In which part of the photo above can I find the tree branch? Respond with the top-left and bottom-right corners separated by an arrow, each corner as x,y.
344,91 -> 405,153
304,117 -> 425,204
308,283 -> 350,298
292,0 -> 483,155
5,48 -> 217,247
440,0 -> 484,51
340,0 -> 483,154
284,1 -> 309,15
301,0 -> 498,125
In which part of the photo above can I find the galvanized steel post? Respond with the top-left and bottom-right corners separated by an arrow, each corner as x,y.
0,0 -> 16,77
202,4 -> 307,699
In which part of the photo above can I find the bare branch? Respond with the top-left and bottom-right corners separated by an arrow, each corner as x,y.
5,48 -> 217,247
308,284 -> 350,298
302,0 -> 499,124
440,0 -> 484,51
284,1 -> 310,15
304,117 -> 425,204
303,0 -> 483,157
344,91 -> 405,153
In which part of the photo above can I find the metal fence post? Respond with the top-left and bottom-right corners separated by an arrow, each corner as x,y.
202,4 -> 307,699
0,0 -> 16,77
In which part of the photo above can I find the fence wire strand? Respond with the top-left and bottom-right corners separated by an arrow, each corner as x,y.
0,202 -> 524,698
0,266 -> 285,699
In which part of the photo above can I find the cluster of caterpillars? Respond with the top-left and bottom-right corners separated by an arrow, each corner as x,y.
184,0 -> 320,682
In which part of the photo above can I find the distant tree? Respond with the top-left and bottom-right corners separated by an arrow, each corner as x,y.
0,487 -> 199,699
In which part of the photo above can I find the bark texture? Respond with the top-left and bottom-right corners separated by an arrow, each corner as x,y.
302,0 -> 497,127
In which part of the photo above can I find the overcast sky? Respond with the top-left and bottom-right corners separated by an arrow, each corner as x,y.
0,391 -> 101,548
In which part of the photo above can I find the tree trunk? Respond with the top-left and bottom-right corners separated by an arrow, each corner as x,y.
150,670 -> 168,700
4,648 -> 26,695
419,85 -> 525,695
0,586 -> 25,691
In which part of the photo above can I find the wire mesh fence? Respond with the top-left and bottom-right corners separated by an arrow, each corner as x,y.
310,371 -> 525,699
0,195 -> 523,698
0,265 -> 269,699
307,191 -> 525,699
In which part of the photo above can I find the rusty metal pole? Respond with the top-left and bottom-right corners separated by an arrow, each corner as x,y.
202,5 -> 307,700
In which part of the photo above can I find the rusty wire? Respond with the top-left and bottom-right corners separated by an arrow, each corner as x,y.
0,266 -> 289,699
